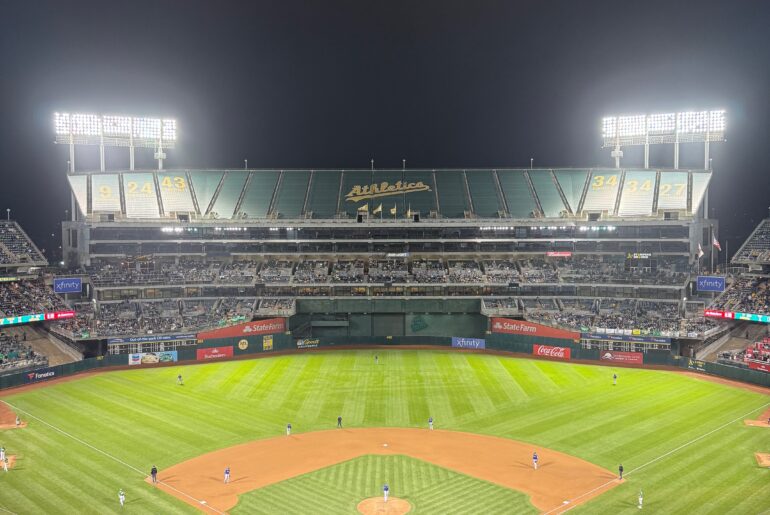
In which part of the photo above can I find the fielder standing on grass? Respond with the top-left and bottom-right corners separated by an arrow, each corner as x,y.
0,445 -> 5,461
118,489 -> 125,507
532,451 -> 538,470
2,457 -> 8,472
428,416 -> 433,430
383,483 -> 389,502
613,373 -> 617,386
151,465 -> 158,484
177,373 -> 183,386
337,415 -> 342,428
638,489 -> 643,509
618,464 -> 623,480
286,422 -> 292,436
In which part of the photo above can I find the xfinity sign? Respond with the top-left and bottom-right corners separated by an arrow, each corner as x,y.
53,277 -> 82,294
696,276 -> 725,292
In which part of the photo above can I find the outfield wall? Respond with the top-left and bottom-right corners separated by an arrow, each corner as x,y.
3,334 -> 770,391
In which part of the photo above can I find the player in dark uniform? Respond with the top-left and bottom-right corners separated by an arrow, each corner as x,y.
619,464 -> 624,479
337,416 -> 342,428
151,465 -> 158,484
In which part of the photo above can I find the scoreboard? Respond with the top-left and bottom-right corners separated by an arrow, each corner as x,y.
624,252 -> 656,272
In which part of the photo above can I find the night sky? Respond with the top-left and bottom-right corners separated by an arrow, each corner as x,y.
1,0 -> 769,261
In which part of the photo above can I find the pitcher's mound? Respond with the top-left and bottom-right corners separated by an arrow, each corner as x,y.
357,497 -> 411,514
754,453 -> 770,467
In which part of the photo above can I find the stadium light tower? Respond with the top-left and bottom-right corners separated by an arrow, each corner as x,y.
54,113 -> 177,172
602,110 -> 725,169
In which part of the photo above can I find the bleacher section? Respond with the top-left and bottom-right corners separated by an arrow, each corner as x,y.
65,168 -> 712,221
732,220 -> 770,264
0,222 -> 47,265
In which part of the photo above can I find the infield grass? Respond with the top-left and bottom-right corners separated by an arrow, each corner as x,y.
0,350 -> 768,514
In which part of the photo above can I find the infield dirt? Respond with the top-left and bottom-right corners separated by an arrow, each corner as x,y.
152,428 -> 619,514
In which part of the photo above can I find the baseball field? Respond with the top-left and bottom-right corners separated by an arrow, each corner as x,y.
0,349 -> 769,514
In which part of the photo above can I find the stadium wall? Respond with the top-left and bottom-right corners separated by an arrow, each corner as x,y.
3,338 -> 769,390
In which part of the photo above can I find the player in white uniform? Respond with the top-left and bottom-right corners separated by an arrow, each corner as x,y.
383,483 -> 389,502
532,451 -> 538,470
0,446 -> 5,461
2,457 -> 8,472
638,489 -> 643,509
224,466 -> 230,483
613,373 -> 618,386
428,417 -> 433,430
118,489 -> 125,507
286,423 -> 292,435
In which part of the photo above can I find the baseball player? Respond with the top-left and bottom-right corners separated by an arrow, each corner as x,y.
428,417 -> 433,430
151,465 -> 158,484
177,374 -> 183,385
2,457 -> 8,472
638,489 -> 643,509
618,464 -> 624,480
375,355 -> 379,364
613,373 -> 618,386
15,416 -> 20,427
286,423 -> 292,436
337,416 -> 342,428
532,451 -> 538,470
224,466 -> 230,484
118,489 -> 125,507
383,483 -> 389,502
0,446 -> 5,461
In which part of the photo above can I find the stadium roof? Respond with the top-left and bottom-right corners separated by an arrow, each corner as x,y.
69,168 -> 711,222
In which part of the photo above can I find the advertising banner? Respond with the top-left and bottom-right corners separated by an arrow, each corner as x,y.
600,350 -> 643,364
128,351 -> 178,366
196,346 -> 234,361
582,332 -> 671,344
685,358 -> 707,372
53,277 -> 82,294
532,344 -> 571,360
451,337 -> 486,349
546,251 -> 572,257
491,317 -> 580,341
108,333 -> 196,345
297,338 -> 320,349
25,368 -> 56,383
262,335 -> 273,351
197,318 -> 285,340
748,361 -> 770,373
696,276 -> 726,292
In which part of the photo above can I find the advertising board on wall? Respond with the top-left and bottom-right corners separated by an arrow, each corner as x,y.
262,335 -> 273,351
296,338 -> 320,349
696,276 -> 726,292
128,351 -> 178,366
196,346 -> 234,361
53,277 -> 82,294
451,337 -> 486,349
532,344 -> 571,360
748,361 -> 770,373
685,359 -> 707,372
25,368 -> 57,383
108,333 -> 196,345
600,351 -> 643,364
491,317 -> 580,341
197,318 -> 285,340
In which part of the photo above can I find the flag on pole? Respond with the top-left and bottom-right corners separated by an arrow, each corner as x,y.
390,204 -> 397,216
373,203 -> 382,214
406,204 -> 412,218
712,236 -> 722,251
697,243 -> 704,258
358,204 -> 369,212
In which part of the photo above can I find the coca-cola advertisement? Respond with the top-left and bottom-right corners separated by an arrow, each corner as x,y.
600,351 -> 643,364
532,344 -> 571,361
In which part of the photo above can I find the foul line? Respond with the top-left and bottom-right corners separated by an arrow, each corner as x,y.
543,400 -> 770,514
1,400 -> 225,515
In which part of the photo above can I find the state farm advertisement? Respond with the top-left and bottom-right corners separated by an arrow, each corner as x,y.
600,350 -> 643,364
197,318 -> 285,341
491,318 -> 580,341
196,346 -> 234,361
532,344 -> 571,360
748,361 -> 770,373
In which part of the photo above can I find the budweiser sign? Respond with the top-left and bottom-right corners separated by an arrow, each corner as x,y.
532,344 -> 571,360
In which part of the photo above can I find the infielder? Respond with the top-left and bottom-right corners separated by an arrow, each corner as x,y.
286,423 -> 292,436
118,489 -> 125,507
224,466 -> 230,484
613,373 -> 617,386
618,464 -> 624,479
638,489 -> 643,509
428,417 -> 433,430
151,465 -> 158,484
337,416 -> 342,428
383,483 -> 389,502
2,457 -> 8,472
532,451 -> 538,470
15,416 -> 20,427
0,446 -> 5,461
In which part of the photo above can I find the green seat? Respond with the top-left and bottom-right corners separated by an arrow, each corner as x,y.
210,171 -> 249,219
240,171 -> 280,218
497,170 -> 536,218
273,171 -> 311,218
466,170 -> 504,217
436,170 -> 471,218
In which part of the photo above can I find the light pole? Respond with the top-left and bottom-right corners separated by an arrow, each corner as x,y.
5,209 -> 9,221
530,158 -> 534,169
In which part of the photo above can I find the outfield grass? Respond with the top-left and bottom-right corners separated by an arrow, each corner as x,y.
0,350 -> 768,514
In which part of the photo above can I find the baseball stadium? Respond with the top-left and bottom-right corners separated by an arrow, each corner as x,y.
0,106 -> 769,514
